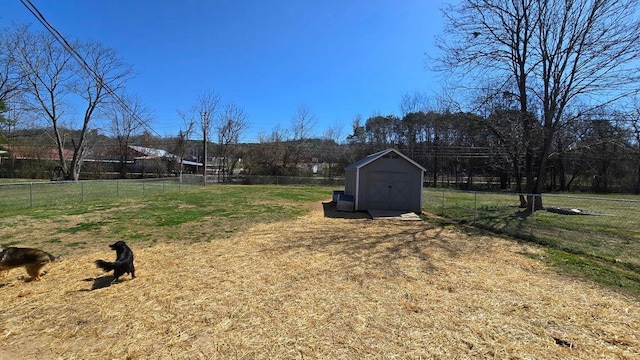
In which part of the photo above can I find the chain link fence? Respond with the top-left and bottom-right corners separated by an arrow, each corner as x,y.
0,175 -> 345,209
0,178 -> 197,209
422,188 -> 640,272
238,175 -> 344,186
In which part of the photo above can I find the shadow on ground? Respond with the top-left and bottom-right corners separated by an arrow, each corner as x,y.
322,201 -> 371,219
82,275 -> 116,290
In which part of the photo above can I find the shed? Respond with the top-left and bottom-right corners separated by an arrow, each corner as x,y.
344,148 -> 426,213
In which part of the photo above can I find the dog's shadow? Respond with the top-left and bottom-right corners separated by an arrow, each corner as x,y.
82,275 -> 116,290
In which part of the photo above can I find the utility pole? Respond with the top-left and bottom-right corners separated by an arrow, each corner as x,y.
201,110 -> 209,186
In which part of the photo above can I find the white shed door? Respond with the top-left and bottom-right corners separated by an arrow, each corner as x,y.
365,172 -> 411,210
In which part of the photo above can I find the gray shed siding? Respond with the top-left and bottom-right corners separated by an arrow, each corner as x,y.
344,149 -> 425,213
344,167 -> 358,196
358,158 -> 422,212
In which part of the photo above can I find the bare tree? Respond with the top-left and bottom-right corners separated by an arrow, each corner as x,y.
108,93 -> 151,177
437,0 -> 640,211
0,27 -> 25,102
473,86 -> 534,205
175,109 -> 196,182
0,100 -> 7,138
321,121 -> 344,178
196,90 -> 221,185
289,105 -> 317,174
291,105 -> 317,140
216,102 -> 248,182
14,25 -> 133,181
247,125 -> 289,176
399,91 -> 430,116
13,28 -> 75,180
0,27 -> 33,143
323,121 -> 343,145
68,40 -> 132,181
629,101 -> 640,194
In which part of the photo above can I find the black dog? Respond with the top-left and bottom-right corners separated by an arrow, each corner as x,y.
95,241 -> 135,283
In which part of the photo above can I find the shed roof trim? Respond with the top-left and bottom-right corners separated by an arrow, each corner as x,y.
345,148 -> 426,171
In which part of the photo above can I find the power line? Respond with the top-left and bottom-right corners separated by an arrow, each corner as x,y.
19,0 -> 162,138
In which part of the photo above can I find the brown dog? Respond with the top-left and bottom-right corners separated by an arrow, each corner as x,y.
0,247 -> 59,281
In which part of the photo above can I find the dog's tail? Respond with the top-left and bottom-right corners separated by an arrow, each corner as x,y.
95,259 -> 115,272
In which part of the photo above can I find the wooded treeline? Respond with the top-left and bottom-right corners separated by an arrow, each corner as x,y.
3,1 -> 640,196
346,110 -> 640,194
3,106 -> 640,194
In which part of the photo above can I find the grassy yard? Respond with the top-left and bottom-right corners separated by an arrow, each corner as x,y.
0,178 -> 192,210
1,184 -> 638,359
2,182 -> 639,297
0,184 -> 331,255
423,188 -> 640,297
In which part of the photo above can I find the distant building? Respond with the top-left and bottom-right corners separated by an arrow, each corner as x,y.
344,148 -> 426,213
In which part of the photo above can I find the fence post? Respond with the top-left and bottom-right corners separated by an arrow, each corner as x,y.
530,194 -> 536,236
474,191 -> 477,221
532,194 -> 536,220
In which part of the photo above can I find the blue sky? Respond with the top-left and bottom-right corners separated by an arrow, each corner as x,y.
2,0 -> 445,142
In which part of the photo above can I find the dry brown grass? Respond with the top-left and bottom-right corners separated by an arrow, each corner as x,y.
1,203 -> 638,359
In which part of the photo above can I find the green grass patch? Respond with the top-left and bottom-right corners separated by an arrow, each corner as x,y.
0,183 -> 333,255
529,249 -> 640,297
0,179 -> 196,211
58,220 -> 112,234
425,188 -> 640,297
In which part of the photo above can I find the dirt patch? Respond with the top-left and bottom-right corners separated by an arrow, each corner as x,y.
1,205 -> 638,359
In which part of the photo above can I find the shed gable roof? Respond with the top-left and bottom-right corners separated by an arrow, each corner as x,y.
345,148 -> 426,171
